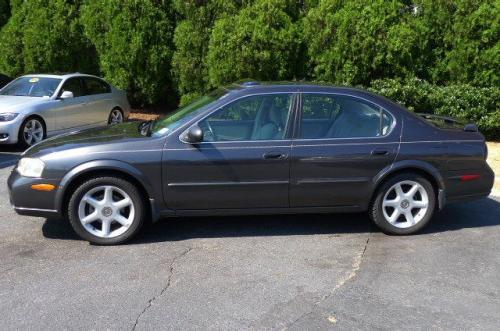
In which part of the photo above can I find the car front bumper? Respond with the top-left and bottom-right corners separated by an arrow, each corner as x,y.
8,169 -> 61,218
0,116 -> 23,144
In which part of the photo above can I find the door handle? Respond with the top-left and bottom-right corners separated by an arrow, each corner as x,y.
371,149 -> 389,156
263,152 -> 287,160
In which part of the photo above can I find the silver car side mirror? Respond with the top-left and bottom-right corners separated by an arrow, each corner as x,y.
60,91 -> 74,100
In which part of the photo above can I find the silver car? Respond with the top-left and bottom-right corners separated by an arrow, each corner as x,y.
0,73 -> 131,147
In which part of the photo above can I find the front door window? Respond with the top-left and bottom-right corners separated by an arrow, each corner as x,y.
199,93 -> 294,142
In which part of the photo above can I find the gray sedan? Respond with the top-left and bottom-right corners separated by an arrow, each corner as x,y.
7,82 -> 494,245
0,73 -> 131,147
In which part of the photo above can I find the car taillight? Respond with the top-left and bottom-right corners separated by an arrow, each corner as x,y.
460,174 -> 480,181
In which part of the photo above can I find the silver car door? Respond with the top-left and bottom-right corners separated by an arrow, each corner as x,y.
82,77 -> 113,126
55,78 -> 88,130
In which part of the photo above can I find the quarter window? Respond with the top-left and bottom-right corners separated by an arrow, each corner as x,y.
300,94 -> 392,139
199,93 -> 293,142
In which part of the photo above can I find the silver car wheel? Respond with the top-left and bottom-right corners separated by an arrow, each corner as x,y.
109,109 -> 123,124
23,119 -> 44,145
382,180 -> 429,228
78,185 -> 135,239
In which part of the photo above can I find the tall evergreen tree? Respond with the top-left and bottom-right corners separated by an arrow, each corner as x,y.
441,0 -> 499,86
171,0 -> 241,103
0,0 -> 96,76
81,0 -> 175,105
206,0 -> 301,88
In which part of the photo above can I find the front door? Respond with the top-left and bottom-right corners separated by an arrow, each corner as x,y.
54,77 -> 89,131
290,93 -> 400,209
164,93 -> 296,210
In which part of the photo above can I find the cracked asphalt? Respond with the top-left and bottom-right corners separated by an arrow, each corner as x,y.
1,149 -> 499,330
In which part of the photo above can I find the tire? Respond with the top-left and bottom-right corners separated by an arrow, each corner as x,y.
108,108 -> 124,125
68,176 -> 145,245
18,116 -> 45,148
370,172 -> 436,235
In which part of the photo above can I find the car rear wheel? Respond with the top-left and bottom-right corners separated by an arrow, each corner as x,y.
108,108 -> 124,125
18,117 -> 45,147
370,173 -> 435,234
68,176 -> 145,245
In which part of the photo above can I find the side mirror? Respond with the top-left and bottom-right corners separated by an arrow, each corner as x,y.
182,125 -> 204,144
60,91 -> 74,100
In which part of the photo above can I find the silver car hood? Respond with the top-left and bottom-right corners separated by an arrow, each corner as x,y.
0,95 -> 48,113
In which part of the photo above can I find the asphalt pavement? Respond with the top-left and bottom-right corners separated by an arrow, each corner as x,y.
0,152 -> 499,330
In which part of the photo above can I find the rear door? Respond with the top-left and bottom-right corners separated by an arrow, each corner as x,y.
290,93 -> 400,209
163,93 -> 297,210
81,77 -> 113,125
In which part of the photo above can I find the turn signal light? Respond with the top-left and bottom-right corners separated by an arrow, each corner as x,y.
31,184 -> 56,191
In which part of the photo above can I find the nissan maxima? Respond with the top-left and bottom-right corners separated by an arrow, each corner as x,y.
0,73 -> 130,147
8,82 -> 494,244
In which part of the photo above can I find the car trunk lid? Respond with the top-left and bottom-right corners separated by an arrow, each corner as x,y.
417,113 -> 478,132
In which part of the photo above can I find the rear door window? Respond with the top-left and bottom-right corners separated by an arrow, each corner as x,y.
300,94 -> 393,139
83,78 -> 111,95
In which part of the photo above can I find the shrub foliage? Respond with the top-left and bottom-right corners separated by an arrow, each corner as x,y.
369,78 -> 500,138
206,0 -> 301,88
0,0 -> 497,137
80,0 -> 175,105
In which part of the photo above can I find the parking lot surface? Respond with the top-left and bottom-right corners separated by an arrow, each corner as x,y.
0,152 -> 499,330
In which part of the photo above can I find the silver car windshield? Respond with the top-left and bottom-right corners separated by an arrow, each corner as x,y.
0,77 -> 62,97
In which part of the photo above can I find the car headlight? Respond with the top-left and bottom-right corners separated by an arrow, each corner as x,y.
0,113 -> 19,122
17,158 -> 45,177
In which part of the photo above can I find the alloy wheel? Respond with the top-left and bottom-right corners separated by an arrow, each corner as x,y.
382,180 -> 429,228
109,109 -> 123,124
23,119 -> 44,145
78,185 -> 135,238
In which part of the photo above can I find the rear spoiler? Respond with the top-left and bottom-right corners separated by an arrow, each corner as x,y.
417,113 -> 478,132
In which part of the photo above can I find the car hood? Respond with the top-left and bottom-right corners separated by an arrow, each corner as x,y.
25,122 -> 155,157
0,95 -> 46,113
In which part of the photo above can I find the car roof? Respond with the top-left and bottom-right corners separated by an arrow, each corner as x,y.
218,81 -> 409,117
226,81 -> 391,102
20,73 -> 102,80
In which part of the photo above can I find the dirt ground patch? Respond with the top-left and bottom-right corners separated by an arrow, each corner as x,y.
129,111 -> 161,121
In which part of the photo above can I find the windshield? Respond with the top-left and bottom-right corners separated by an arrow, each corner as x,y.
0,77 -> 62,97
151,88 -> 230,136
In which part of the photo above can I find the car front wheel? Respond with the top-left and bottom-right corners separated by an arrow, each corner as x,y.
19,117 -> 45,147
68,176 -> 145,245
370,173 -> 436,235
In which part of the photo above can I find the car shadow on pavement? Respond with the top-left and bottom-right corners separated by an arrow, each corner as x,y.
420,196 -> 500,234
41,197 -> 500,245
41,212 -> 372,244
0,145 -> 24,169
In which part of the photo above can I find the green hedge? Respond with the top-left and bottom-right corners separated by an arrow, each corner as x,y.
369,78 -> 500,139
0,0 -> 498,121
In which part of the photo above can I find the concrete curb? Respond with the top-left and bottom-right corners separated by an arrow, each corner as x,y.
490,190 -> 500,198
